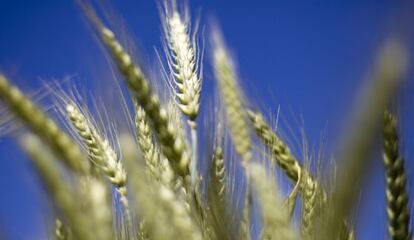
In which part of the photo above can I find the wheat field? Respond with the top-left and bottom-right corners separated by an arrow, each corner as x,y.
0,1 -> 413,240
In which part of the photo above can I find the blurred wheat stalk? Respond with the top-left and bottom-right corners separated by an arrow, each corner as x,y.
0,1 -> 412,240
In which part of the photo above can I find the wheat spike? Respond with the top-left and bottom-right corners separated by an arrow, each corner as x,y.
135,103 -> 161,178
138,220 -> 149,240
99,27 -> 190,178
383,111 -> 412,240
0,75 -> 89,174
21,134 -> 95,240
248,110 -> 301,181
78,177 -> 113,240
212,33 -> 251,163
66,103 -> 128,207
163,5 -> 202,184
213,146 -> 226,199
248,163 -> 296,240
163,4 -> 201,121
55,219 -> 70,240
120,134 -> 202,240
322,40 -> 407,240
301,172 -> 321,239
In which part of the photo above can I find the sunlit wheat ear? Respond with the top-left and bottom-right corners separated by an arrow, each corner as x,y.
247,110 -> 301,182
65,103 -> 128,207
322,40 -> 408,240
162,2 -> 202,121
55,219 -> 70,240
99,27 -> 190,179
138,220 -> 149,240
135,103 -> 175,186
0,75 -> 89,174
383,111 -> 412,240
162,0 -> 203,183
135,103 -> 160,178
212,32 -> 251,163
121,134 -> 202,240
78,177 -> 113,240
301,172 -> 321,239
21,134 -> 95,240
213,146 -> 226,200
248,163 -> 296,240
248,109 -> 326,234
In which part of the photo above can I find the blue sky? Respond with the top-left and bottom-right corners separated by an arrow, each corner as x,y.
0,0 -> 413,239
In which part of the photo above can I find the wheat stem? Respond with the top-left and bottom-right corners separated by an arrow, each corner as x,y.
189,120 -> 198,184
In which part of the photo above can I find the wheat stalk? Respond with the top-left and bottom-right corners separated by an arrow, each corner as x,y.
383,111 -> 412,240
0,75 -> 89,174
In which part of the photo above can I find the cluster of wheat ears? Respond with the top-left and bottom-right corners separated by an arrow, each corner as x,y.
0,1 -> 412,240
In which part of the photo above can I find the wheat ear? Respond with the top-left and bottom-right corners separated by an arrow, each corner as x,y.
65,103 -> 128,207
301,172 -> 321,239
248,163 -> 296,240
213,146 -> 226,199
135,103 -> 175,186
383,111 -> 412,240
55,219 -> 70,240
138,220 -> 149,240
0,75 -> 89,173
21,134 -> 94,240
212,33 -> 251,163
163,5 -> 201,121
120,134 -> 202,240
247,110 -> 301,182
163,5 -> 203,185
135,104 -> 160,178
78,177 -> 113,240
99,27 -> 190,178
322,40 -> 407,240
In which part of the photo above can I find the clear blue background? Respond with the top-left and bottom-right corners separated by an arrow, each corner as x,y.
1,0 -> 414,239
